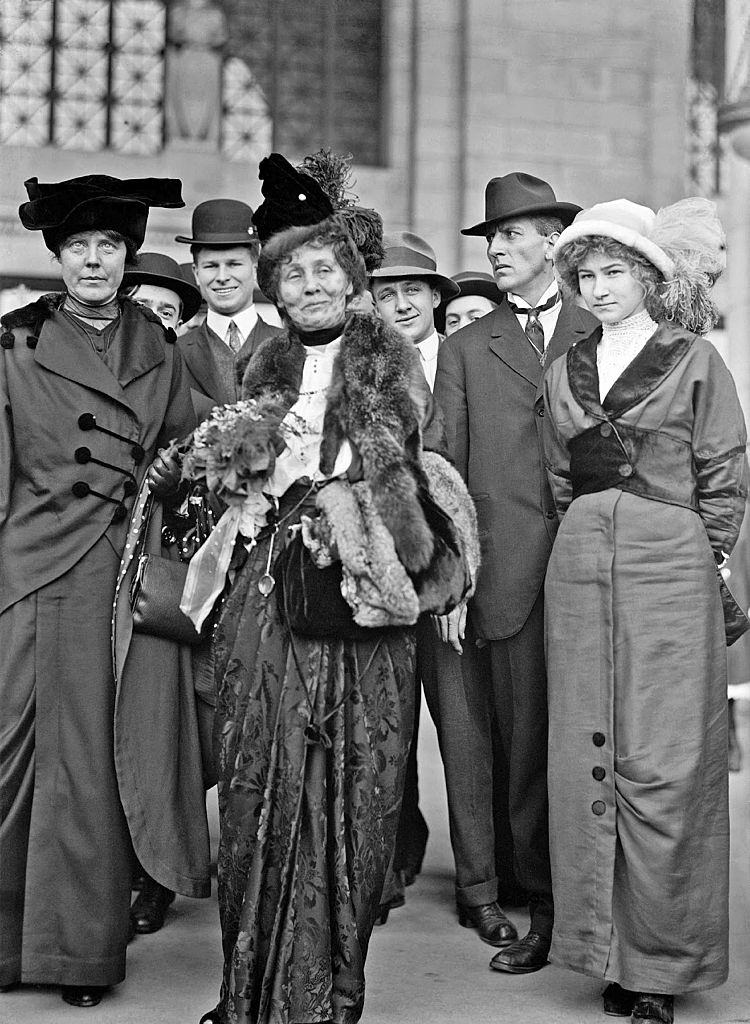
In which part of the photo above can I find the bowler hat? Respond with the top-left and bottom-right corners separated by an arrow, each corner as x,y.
122,252 -> 203,321
461,172 -> 580,236
369,232 -> 460,300
435,271 -> 501,332
19,174 -> 184,252
175,199 -> 259,246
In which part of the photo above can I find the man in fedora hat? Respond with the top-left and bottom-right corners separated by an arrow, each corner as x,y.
123,251 -> 202,331
435,172 -> 597,973
175,198 -> 281,415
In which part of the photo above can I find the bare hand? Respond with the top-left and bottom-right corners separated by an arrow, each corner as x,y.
147,449 -> 182,497
432,603 -> 467,653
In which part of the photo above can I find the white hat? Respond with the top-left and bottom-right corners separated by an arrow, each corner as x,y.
554,199 -> 675,279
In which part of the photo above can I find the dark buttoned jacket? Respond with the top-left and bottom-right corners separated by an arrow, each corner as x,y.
178,315 -> 282,415
0,296 -> 196,615
434,296 -> 597,640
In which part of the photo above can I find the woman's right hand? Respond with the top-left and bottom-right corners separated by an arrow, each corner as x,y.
432,603 -> 467,653
147,449 -> 182,498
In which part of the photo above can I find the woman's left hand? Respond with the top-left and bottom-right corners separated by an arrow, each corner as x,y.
432,603 -> 467,653
147,448 -> 182,497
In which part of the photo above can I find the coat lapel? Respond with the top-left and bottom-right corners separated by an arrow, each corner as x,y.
566,328 -> 605,418
34,309 -> 134,411
182,322 -> 226,405
488,300 -> 542,388
602,323 -> 697,417
106,300 -> 166,389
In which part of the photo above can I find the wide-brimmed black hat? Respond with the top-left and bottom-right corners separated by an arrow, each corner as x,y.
19,174 -> 184,252
461,172 -> 580,236
435,271 -> 502,332
175,199 -> 259,246
369,232 -> 460,300
122,252 -> 202,321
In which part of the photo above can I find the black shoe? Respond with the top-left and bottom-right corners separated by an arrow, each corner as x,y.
61,986 -> 107,1007
603,982 -> 637,1017
458,901 -> 518,947
631,993 -> 674,1024
489,930 -> 550,973
374,891 -> 405,926
130,877 -> 175,934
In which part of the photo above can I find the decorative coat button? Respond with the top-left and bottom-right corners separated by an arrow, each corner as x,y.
537,407 -> 545,417
26,335 -> 38,349
1,331 -> 15,348
545,510 -> 557,519
619,463 -> 633,477
592,800 -> 606,816
72,481 -> 91,498
592,766 -> 606,781
593,732 -> 605,747
599,423 -> 612,437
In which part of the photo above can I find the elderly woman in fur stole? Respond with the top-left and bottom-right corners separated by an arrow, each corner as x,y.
196,156 -> 478,1024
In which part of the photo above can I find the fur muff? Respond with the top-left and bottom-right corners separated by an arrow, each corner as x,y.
241,313 -> 435,574
421,451 -> 480,599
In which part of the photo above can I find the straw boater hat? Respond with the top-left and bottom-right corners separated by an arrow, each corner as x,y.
435,271 -> 501,333
18,174 -> 184,251
122,252 -> 202,321
175,199 -> 259,247
370,232 -> 460,300
461,172 -> 580,236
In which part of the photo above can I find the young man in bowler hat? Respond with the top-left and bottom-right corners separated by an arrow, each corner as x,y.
175,199 -> 281,416
372,237 -> 523,948
435,172 -> 597,973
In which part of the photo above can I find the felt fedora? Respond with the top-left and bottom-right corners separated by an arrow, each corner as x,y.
175,198 -> 258,246
122,252 -> 203,321
369,231 -> 460,299
435,271 -> 502,332
19,174 -> 184,252
461,172 -> 580,236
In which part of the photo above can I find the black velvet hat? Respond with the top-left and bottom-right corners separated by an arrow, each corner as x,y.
19,174 -> 185,252
122,252 -> 202,321
252,154 -> 335,244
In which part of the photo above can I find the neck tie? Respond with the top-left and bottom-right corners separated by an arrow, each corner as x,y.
227,319 -> 242,355
507,292 -> 560,365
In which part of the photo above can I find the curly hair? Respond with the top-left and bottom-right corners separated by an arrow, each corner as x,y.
554,235 -> 666,322
257,215 -> 367,309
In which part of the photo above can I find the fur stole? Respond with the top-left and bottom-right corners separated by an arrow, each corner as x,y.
0,292 -> 175,344
242,313 -> 435,574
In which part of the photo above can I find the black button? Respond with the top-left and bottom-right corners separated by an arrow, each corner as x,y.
26,335 -> 38,349
74,446 -> 91,464
592,766 -> 606,781
131,443 -> 145,463
72,481 -> 90,498
537,407 -> 545,417
600,423 -> 612,437
618,463 -> 633,478
545,510 -> 556,519
593,732 -> 605,747
78,413 -> 96,431
592,800 -> 606,816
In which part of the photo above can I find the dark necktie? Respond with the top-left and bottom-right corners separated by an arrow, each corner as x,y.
507,292 -> 560,365
227,319 -> 243,355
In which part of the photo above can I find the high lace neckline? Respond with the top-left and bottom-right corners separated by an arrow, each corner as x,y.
600,307 -> 658,344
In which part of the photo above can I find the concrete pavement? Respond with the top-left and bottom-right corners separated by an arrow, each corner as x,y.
2,702 -> 749,1024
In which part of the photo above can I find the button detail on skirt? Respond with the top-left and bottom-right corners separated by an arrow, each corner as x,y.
592,732 -> 605,747
592,766 -> 606,781
592,800 -> 606,816
618,463 -> 633,477
599,422 -> 612,437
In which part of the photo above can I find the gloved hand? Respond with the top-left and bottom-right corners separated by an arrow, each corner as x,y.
147,448 -> 182,498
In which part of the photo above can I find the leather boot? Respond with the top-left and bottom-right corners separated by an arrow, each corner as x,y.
458,901 -> 518,947
130,874 -> 175,934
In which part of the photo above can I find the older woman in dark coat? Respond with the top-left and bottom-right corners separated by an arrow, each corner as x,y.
0,175 -> 203,1009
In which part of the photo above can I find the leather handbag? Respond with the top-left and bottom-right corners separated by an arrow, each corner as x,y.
718,569 -> 750,647
129,495 -> 205,645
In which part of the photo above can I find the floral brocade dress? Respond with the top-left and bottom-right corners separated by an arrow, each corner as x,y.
212,338 -> 417,1024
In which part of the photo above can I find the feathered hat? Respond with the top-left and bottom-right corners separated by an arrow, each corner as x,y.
19,174 -> 185,252
554,197 -> 725,335
252,150 -> 385,272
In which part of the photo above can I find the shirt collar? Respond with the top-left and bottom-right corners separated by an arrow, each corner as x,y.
414,329 -> 440,361
507,279 -> 560,312
206,304 -> 258,342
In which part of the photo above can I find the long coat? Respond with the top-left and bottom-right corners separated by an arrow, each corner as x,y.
0,295 -> 199,987
542,323 -> 747,993
434,296 -> 596,640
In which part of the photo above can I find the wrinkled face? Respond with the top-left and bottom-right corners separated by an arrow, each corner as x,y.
444,294 -> 497,336
58,230 -> 127,304
371,278 -> 440,345
131,283 -> 183,327
577,252 -> 646,324
192,245 -> 256,315
485,217 -> 557,301
276,242 -> 353,331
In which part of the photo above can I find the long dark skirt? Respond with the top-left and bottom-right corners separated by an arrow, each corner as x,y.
0,536 -> 131,987
213,522 -> 416,1024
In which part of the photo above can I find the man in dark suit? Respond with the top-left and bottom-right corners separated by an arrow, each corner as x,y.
435,172 -> 597,973
175,199 -> 281,416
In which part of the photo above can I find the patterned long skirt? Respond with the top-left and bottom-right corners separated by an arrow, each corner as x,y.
212,522 -> 416,1024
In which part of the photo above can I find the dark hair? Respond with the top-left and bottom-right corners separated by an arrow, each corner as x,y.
52,228 -> 138,264
555,235 -> 665,320
257,216 -> 367,307
530,215 -> 564,237
190,241 -> 260,262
